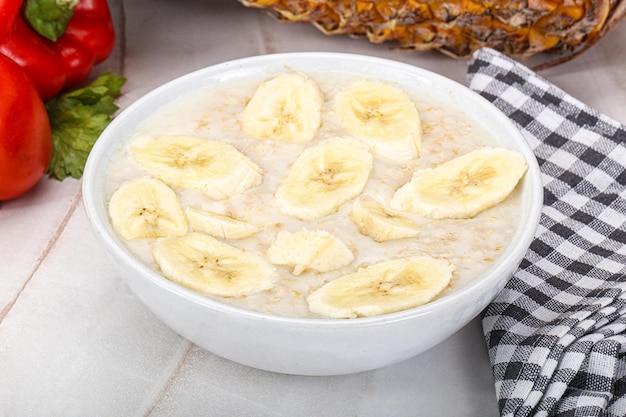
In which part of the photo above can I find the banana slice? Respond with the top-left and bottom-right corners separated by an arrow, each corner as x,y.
152,232 -> 277,297
389,147 -> 528,219
335,79 -> 422,164
186,207 -> 261,240
350,196 -> 420,242
108,178 -> 187,240
307,256 -> 454,318
274,138 -> 373,220
267,229 -> 354,276
242,72 -> 323,143
132,135 -> 263,200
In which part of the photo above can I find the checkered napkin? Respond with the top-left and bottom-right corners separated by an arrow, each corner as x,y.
466,48 -> 626,417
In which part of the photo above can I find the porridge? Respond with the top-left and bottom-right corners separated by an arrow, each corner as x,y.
105,70 -> 527,319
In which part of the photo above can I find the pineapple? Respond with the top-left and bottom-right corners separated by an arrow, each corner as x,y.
237,0 -> 626,68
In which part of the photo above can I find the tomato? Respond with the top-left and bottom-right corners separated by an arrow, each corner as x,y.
0,53 -> 52,201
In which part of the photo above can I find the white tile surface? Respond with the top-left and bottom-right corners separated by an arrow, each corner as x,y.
0,204 -> 188,417
2,0 -> 626,415
0,178 -> 81,311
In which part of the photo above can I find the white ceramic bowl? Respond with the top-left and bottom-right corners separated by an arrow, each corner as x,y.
83,52 -> 543,376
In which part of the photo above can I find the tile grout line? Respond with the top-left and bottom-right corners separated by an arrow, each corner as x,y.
141,341 -> 194,417
114,0 -> 127,77
256,10 -> 276,55
0,186 -> 83,324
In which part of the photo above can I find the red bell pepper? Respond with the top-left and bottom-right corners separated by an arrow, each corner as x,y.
0,0 -> 115,100
0,53 -> 52,200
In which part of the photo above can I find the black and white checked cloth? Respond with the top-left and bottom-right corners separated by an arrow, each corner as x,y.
467,48 -> 626,417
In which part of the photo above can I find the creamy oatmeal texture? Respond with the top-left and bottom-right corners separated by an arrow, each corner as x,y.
106,71 -> 524,318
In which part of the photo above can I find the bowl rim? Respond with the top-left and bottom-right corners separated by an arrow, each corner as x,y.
83,51 -> 544,327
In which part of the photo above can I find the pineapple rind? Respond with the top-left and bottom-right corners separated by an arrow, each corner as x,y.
238,0 -> 622,61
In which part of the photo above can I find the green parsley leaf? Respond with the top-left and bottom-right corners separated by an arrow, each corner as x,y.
24,0 -> 79,41
45,71 -> 126,180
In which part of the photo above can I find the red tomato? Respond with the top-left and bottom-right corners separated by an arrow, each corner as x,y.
0,54 -> 52,200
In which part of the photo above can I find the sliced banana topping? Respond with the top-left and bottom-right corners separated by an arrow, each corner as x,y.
389,147 -> 528,219
107,71 -> 528,319
335,79 -> 423,164
267,229 -> 354,276
350,196 -> 420,242
186,207 -> 261,240
307,256 -> 454,319
152,232 -> 278,297
274,138 -> 373,220
132,134 -> 263,200
242,72 -> 323,144
108,178 -> 187,240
